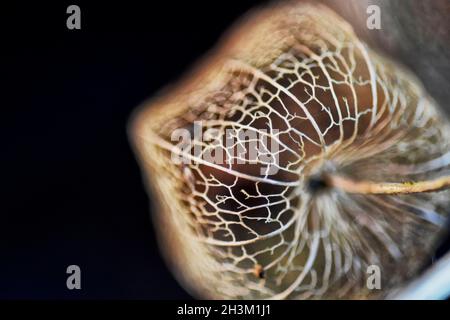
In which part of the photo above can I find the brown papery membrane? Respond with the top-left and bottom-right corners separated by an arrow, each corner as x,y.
129,1 -> 450,299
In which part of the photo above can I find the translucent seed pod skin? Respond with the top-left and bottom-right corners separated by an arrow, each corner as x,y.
129,1 -> 450,299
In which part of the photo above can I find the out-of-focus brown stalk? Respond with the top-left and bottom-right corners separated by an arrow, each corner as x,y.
325,173 -> 450,194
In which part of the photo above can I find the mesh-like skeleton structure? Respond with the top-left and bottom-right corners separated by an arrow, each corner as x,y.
131,2 -> 450,299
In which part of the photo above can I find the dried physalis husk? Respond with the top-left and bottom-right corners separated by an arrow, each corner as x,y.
129,1 -> 450,299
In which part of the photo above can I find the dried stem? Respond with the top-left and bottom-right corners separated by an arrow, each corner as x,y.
325,173 -> 450,195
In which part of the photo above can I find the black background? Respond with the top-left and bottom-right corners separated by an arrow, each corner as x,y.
1,0 -> 265,299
